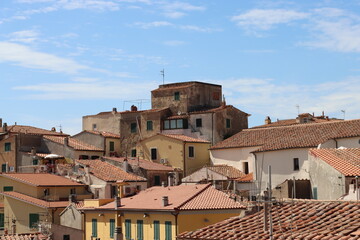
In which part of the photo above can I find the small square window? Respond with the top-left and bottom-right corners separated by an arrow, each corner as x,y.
174,92 -> 180,101
4,143 -> 11,152
196,118 -> 202,128
293,158 -> 300,171
131,122 -> 137,133
92,124 -> 97,131
147,121 -> 153,131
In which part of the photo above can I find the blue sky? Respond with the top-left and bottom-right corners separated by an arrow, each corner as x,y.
2,0 -> 360,134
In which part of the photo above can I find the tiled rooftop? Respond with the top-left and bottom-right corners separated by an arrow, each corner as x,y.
178,200 -> 360,240
85,107 -> 169,117
152,81 -> 221,92
76,159 -> 146,182
211,119 -> 360,152
0,125 -> 68,136
188,105 -> 249,116
104,157 -> 174,171
0,233 -> 49,240
236,172 -> 254,182
43,135 -> 104,151
310,148 -> 360,176
80,130 -> 120,138
1,173 -> 84,187
206,165 -> 246,179
160,134 -> 210,143
94,184 -> 245,211
1,191 -> 69,209
253,117 -> 341,129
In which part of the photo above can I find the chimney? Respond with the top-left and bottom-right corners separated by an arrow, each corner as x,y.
114,196 -> 121,209
69,194 -> 76,203
3,123 -> 7,132
64,137 -> 69,146
31,147 -> 36,156
123,159 -> 129,172
0,119 -> 2,128
130,105 -> 138,112
161,181 -> 166,187
265,116 -> 271,125
162,196 -> 169,207
51,127 -> 56,132
112,108 -> 117,113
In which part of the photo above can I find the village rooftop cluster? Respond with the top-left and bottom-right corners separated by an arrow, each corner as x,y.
1,81 -> 360,240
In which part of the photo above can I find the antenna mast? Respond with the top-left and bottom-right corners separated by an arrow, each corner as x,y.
295,104 -> 300,115
341,110 -> 346,120
160,69 -> 165,85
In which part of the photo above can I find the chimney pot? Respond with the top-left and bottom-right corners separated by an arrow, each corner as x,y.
130,105 -> 138,111
0,119 -> 2,128
123,159 -> 129,172
265,116 -> 271,125
112,108 -> 117,113
3,123 -> 7,132
51,127 -> 56,132
162,196 -> 169,207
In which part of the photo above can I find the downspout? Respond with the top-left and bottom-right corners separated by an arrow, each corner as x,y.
211,113 -> 214,146
171,211 -> 179,238
183,143 -> 186,177
81,211 -> 86,240
334,139 -> 338,148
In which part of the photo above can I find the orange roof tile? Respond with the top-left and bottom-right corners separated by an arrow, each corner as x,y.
1,173 -> 84,187
309,148 -> 360,176
151,81 -> 221,92
177,200 -> 360,240
188,105 -> 249,116
206,165 -> 246,179
76,159 -> 146,182
43,135 -> 104,151
160,134 -> 210,143
104,157 -> 174,171
1,125 -> 68,136
236,172 -> 254,182
211,119 -> 360,152
0,233 -> 49,240
94,184 -> 245,211
1,191 -> 68,209
81,130 -> 120,138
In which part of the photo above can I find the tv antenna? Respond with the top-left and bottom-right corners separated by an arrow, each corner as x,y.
341,110 -> 346,120
160,69 -> 165,85
295,104 -> 300,115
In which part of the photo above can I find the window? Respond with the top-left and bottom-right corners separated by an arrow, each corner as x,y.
63,235 -> 70,240
43,188 -> 50,196
92,124 -> 97,130
4,142 -> 11,152
137,220 -> 144,240
111,185 -> 117,197
226,119 -> 231,128
131,149 -> 137,157
293,158 -> 300,171
213,92 -> 220,100
1,164 -> 6,172
147,121 -> 153,131
188,146 -> 194,158
153,221 -> 160,240
313,187 -> 318,200
29,213 -> 39,229
110,219 -> 115,238
174,92 -> 180,100
3,186 -> 13,192
165,221 -> 172,240
79,155 -> 89,160
70,188 -> 76,195
91,155 -> 99,160
196,118 -> 202,128
125,219 -> 131,240
33,159 -> 38,165
243,162 -> 249,174
92,219 -> 97,237
163,119 -> 188,130
154,175 -> 161,186
151,148 -> 157,161
131,123 -> 137,133
0,213 -> 4,230
110,141 -> 115,152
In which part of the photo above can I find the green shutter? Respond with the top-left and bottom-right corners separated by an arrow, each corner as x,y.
137,220 -> 143,240
165,221 -> 172,240
313,187 -> 318,200
131,123 -> 137,133
92,219 -> 97,237
147,121 -> 153,131
174,92 -> 180,100
3,186 -> 13,192
110,141 -> 115,152
1,164 -> 6,172
0,213 -> 4,229
110,219 -> 115,238
29,213 -> 39,229
4,143 -> 11,152
125,219 -> 131,240
131,149 -> 137,157
153,221 -> 160,240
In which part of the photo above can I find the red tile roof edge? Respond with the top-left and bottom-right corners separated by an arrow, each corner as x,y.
175,184 -> 212,209
0,173 -> 84,187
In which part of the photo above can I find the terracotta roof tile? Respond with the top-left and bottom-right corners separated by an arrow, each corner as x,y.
188,105 -> 249,116
1,125 -> 68,136
1,191 -> 69,209
0,233 -> 49,240
160,134 -> 210,143
211,119 -> 360,152
104,157 -> 174,171
206,165 -> 246,179
95,184 -> 245,211
85,107 -> 169,117
81,130 -> 120,138
43,135 -> 104,151
236,172 -> 254,182
151,81 -> 221,92
76,159 -> 146,182
310,148 -> 360,176
1,173 -> 84,187
178,200 -> 360,240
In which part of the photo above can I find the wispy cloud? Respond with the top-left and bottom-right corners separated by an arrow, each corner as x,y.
133,21 -> 173,29
161,2 -> 205,19
13,80 -> 157,100
231,9 -> 308,31
179,25 -> 222,33
163,40 -> 185,46
7,29 -> 40,43
132,21 -> 221,33
0,41 -> 87,74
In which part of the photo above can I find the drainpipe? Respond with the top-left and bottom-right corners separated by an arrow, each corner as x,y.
334,139 -> 338,148
211,113 -> 214,146
171,211 -> 179,237
81,211 -> 86,240
183,143 -> 186,177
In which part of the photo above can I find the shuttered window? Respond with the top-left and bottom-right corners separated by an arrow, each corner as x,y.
0,213 -> 4,230
137,220 -> 143,240
110,219 -> 115,238
165,221 -> 172,240
125,219 -> 131,240
153,221 -> 160,240
92,219 -> 97,237
29,213 -> 39,229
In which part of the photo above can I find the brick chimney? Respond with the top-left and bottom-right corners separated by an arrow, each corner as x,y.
112,108 -> 117,113
265,116 -> 271,125
162,196 -> 169,207
130,105 -> 137,111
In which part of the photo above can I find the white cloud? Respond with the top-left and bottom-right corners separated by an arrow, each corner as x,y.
133,21 -> 173,29
59,0 -> 120,11
231,9 -> 308,30
7,30 -> 40,43
163,40 -> 185,46
179,25 -> 222,33
0,41 -> 88,74
161,2 -> 205,19
13,81 -> 157,100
